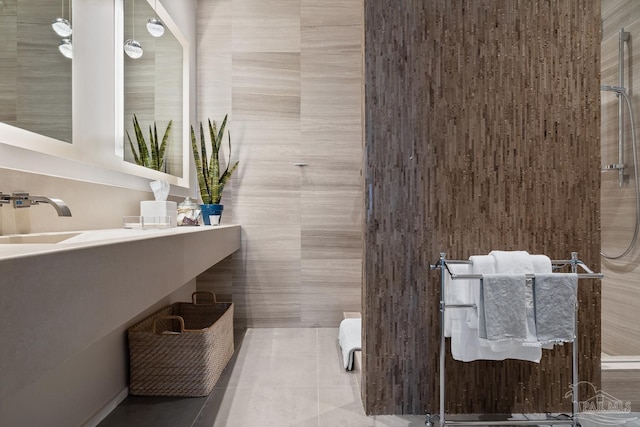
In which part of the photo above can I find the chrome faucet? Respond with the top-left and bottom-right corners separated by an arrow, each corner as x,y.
0,192 -> 72,217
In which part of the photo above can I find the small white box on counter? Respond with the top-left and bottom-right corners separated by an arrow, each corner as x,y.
140,201 -> 178,227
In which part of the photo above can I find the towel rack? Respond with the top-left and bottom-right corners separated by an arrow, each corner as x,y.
426,252 -> 603,427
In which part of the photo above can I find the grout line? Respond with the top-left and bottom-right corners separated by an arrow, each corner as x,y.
602,361 -> 640,370
190,394 -> 209,427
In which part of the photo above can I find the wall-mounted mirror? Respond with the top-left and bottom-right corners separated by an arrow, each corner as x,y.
0,1 -> 194,191
118,0 -> 188,179
0,0 -> 72,144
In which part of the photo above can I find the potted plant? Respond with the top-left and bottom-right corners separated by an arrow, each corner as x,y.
190,114 -> 239,225
126,114 -> 173,172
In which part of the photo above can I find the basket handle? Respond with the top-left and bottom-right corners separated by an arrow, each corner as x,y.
152,315 -> 185,334
192,291 -> 218,305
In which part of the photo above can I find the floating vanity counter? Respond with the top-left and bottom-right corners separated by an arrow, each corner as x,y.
0,225 -> 240,412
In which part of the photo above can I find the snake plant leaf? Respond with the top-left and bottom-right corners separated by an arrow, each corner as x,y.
191,125 -> 210,204
208,119 -> 220,200
149,124 -> 157,169
133,115 -> 151,168
210,117 -> 219,152
126,130 -> 141,166
158,120 -> 172,171
219,161 -> 239,189
127,115 -> 172,172
219,131 -> 238,190
216,114 -> 227,152
199,122 -> 211,201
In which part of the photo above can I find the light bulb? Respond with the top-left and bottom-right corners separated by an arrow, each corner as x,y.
52,18 -> 72,37
146,18 -> 165,37
58,38 -> 73,59
124,39 -> 143,59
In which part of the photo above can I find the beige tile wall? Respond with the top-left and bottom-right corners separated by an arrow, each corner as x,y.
0,168 -> 160,235
601,0 -> 640,356
196,0 -> 364,327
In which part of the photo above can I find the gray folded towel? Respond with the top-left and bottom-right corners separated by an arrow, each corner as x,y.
534,273 -> 578,343
479,274 -> 528,340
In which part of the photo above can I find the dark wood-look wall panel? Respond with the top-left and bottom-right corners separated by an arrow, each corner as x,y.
363,0 -> 601,415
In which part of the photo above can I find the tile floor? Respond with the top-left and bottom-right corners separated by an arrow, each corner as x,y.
98,328 -> 427,427
100,328 -> 640,427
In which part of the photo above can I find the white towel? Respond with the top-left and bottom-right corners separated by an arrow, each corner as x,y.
489,250 -> 534,274
472,251 -> 541,362
534,273 -> 578,344
449,255 -> 539,363
338,318 -> 361,371
466,255 -> 496,328
450,319 -> 542,362
530,255 -> 552,274
444,263 -> 472,338
449,256 -> 488,362
478,274 -> 528,340
530,255 -> 554,349
489,250 -> 540,347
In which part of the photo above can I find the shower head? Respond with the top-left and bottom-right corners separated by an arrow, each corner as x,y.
601,85 -> 627,94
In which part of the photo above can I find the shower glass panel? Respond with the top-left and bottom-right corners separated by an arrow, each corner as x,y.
601,2 -> 640,363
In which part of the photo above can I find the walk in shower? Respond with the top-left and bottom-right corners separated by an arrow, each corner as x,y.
601,2 -> 640,364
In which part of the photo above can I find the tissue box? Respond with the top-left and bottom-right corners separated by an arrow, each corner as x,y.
140,201 -> 177,227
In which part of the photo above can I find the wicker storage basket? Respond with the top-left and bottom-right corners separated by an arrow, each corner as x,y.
128,292 -> 234,397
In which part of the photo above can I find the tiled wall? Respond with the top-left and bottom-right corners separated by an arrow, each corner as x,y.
196,0 -> 364,327
363,0 -> 601,415
601,0 -> 640,356
0,168 -> 160,235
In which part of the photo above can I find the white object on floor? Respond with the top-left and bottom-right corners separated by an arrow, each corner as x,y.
338,318 -> 361,371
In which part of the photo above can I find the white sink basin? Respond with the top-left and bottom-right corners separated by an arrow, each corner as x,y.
0,228 -> 189,246
0,231 -> 81,244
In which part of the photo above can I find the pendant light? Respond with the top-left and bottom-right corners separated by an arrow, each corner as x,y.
146,0 -> 164,37
58,38 -> 73,59
146,18 -> 165,37
51,0 -> 72,37
124,0 -> 143,59
124,39 -> 143,59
